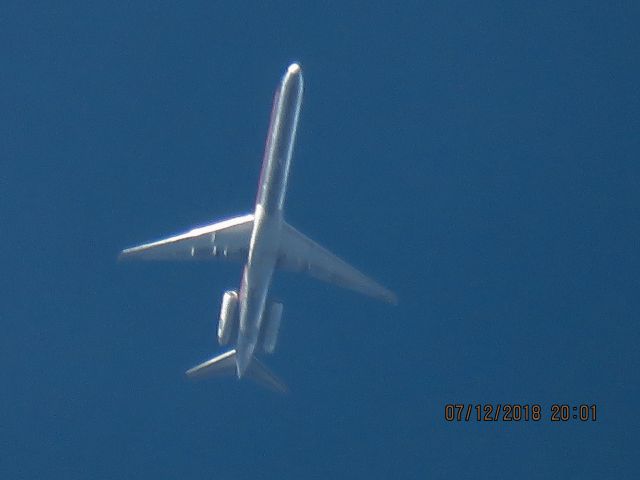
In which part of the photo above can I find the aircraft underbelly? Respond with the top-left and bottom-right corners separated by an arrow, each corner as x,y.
236,206 -> 281,376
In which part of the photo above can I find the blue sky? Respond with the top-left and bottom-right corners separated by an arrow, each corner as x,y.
2,2 -> 639,478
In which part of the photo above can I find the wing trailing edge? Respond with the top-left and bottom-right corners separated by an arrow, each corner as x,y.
277,222 -> 398,304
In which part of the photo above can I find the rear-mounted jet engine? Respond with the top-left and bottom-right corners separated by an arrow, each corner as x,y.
217,290 -> 238,345
261,302 -> 283,354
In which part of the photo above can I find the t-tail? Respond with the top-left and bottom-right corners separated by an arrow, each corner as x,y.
185,350 -> 288,394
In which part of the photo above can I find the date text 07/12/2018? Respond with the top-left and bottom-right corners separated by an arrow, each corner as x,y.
444,404 -> 597,422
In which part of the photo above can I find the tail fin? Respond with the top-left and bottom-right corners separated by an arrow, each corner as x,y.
186,349 -> 288,394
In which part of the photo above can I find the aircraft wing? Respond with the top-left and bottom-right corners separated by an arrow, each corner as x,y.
119,214 -> 254,262
277,222 -> 398,304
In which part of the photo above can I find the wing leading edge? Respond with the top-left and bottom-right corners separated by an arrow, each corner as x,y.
119,214 -> 396,304
277,222 -> 398,304
119,214 -> 254,262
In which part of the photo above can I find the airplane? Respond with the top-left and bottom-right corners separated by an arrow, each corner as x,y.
119,63 -> 397,392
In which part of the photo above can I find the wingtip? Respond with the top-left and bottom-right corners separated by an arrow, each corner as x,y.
385,291 -> 399,306
185,365 -> 204,379
117,248 -> 135,262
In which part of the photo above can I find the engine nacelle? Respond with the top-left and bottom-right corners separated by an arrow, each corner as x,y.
261,302 -> 283,354
217,290 -> 238,345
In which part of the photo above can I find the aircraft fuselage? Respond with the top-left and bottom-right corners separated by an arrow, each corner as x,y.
236,63 -> 303,377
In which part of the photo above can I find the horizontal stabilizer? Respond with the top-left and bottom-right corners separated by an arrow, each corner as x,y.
186,349 -> 288,394
277,222 -> 398,304
246,356 -> 288,393
186,349 -> 237,378
119,214 -> 254,262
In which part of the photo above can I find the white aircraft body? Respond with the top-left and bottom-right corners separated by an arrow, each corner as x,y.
120,63 -> 397,391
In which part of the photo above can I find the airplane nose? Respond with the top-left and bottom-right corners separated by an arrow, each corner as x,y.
287,63 -> 301,75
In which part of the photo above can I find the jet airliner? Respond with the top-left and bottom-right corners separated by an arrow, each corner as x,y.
120,63 -> 396,391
